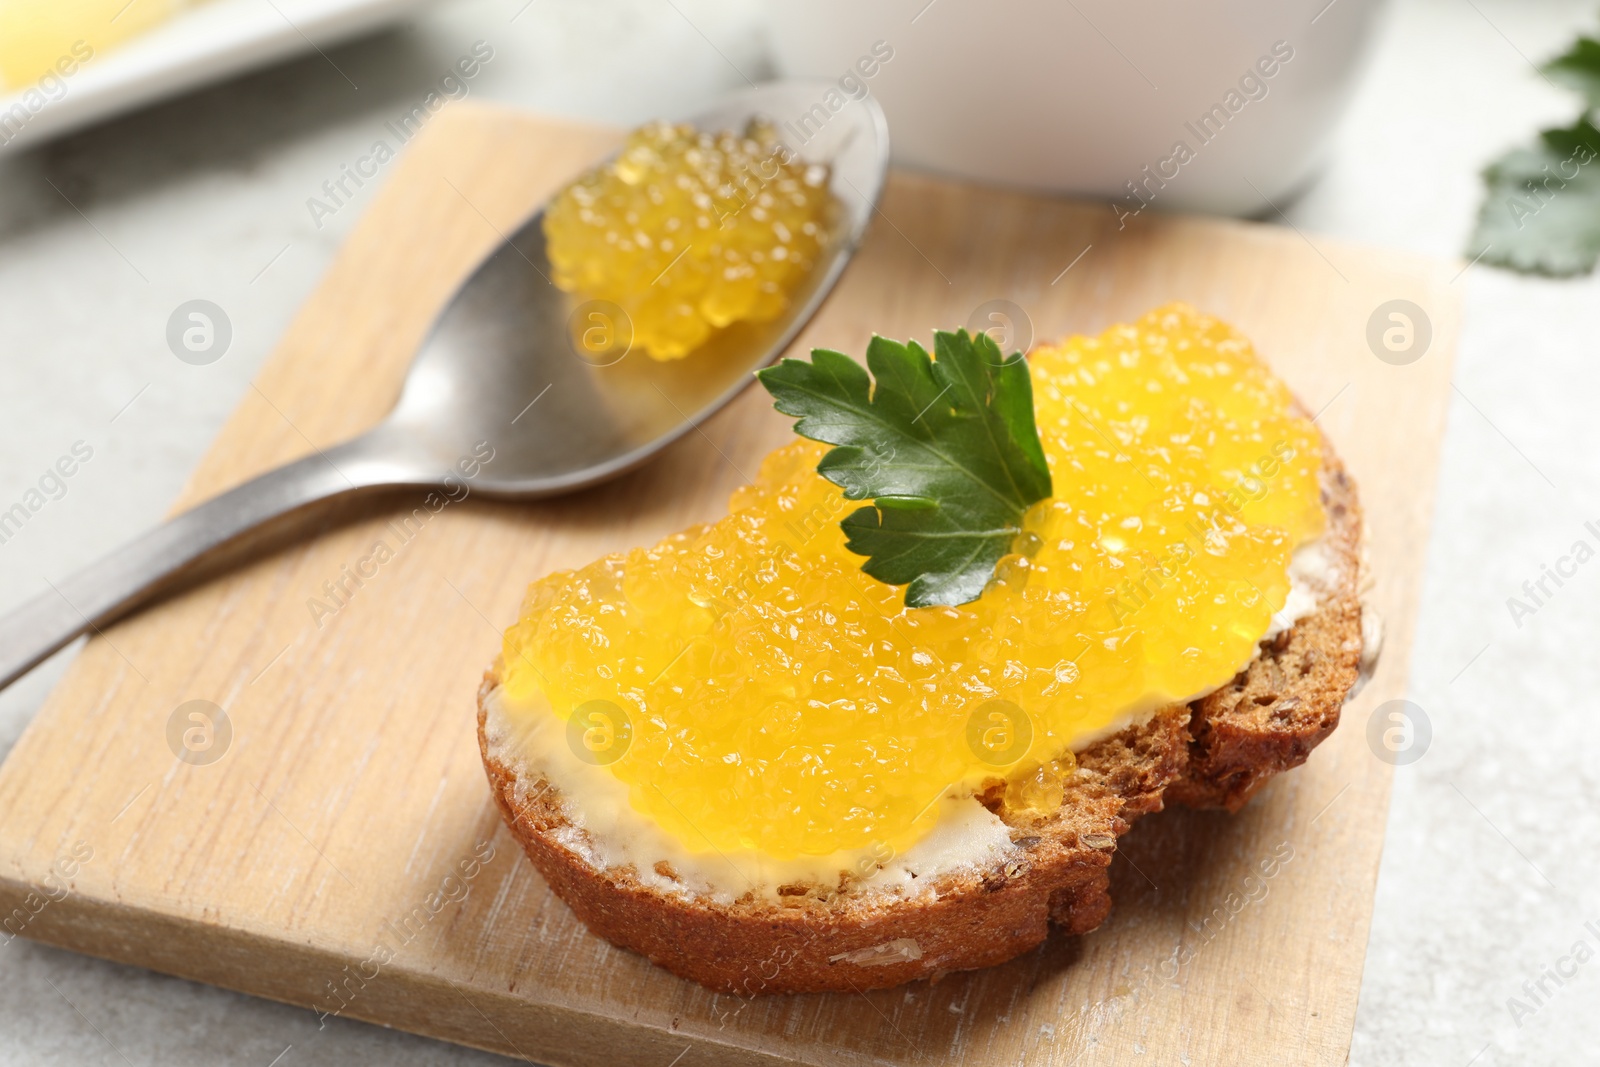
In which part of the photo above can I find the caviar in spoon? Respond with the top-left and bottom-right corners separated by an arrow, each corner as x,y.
543,119 -> 835,361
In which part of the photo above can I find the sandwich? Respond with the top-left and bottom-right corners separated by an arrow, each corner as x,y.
477,303 -> 1362,994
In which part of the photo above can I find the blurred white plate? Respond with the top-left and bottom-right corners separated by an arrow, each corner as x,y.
0,0 -> 426,156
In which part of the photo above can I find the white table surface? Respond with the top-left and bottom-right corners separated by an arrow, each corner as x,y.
0,0 -> 1593,1063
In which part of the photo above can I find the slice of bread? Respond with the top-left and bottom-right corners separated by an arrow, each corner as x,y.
476,431 -> 1363,996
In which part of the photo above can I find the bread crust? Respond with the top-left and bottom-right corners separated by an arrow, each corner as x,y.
476,438 -> 1362,995
1166,453 -> 1363,811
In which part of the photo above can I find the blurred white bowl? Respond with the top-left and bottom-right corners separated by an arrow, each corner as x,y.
763,0 -> 1384,216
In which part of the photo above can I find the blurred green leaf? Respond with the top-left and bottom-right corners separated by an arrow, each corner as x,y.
1470,118 -> 1600,277
1544,35 -> 1600,109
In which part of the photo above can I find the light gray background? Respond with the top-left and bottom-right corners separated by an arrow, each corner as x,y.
0,0 -> 1591,1063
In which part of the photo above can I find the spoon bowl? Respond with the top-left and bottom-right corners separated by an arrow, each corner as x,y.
0,81 -> 889,689
387,81 -> 889,497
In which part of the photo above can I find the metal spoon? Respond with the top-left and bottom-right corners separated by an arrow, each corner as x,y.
0,82 -> 889,690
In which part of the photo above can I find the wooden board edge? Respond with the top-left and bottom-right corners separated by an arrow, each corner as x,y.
0,872 -> 812,1067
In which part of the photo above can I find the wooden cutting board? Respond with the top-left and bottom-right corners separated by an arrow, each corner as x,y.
0,103 -> 1458,1066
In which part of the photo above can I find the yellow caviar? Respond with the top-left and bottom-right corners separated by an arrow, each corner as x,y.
543,119 -> 833,361
500,305 -> 1325,862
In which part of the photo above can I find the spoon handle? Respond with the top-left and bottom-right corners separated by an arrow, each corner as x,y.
0,437 -> 403,691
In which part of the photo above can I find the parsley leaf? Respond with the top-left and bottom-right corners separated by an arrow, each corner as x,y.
1469,32 -> 1600,275
756,329 -> 1052,608
1470,118 -> 1600,277
1545,35 -> 1600,109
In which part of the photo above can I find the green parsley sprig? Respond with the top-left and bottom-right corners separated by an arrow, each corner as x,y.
1471,34 -> 1600,275
756,329 -> 1052,608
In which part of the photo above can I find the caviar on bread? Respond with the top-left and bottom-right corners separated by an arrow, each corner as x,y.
478,304 -> 1363,994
